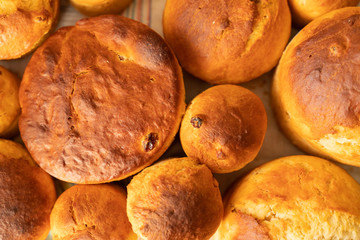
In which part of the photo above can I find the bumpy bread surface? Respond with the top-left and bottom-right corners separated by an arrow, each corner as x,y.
289,0 -> 359,26
0,65 -> 20,138
0,139 -> 57,240
211,155 -> 360,240
51,184 -> 137,240
70,0 -> 133,16
127,157 -> 223,240
180,85 -> 267,173
163,0 -> 291,84
19,15 -> 185,184
0,0 -> 59,60
272,7 -> 360,167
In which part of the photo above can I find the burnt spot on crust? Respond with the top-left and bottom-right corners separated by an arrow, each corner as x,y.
143,133 -> 159,152
190,117 -> 203,128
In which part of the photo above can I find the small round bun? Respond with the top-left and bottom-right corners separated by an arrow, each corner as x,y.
127,157 -> 223,240
0,139 -> 57,240
0,66 -> 20,138
19,15 -> 185,183
272,7 -> 360,167
180,85 -> 267,173
212,155 -> 360,240
289,0 -> 359,26
163,0 -> 291,84
70,0 -> 133,16
0,0 -> 59,60
51,184 -> 136,240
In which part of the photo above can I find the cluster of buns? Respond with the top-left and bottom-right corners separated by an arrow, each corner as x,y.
0,0 -> 360,239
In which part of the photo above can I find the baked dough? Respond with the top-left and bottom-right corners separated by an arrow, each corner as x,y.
272,7 -> 360,167
19,15 -> 185,183
212,155 -> 360,240
70,0 -> 133,16
180,85 -> 267,173
0,0 -> 59,59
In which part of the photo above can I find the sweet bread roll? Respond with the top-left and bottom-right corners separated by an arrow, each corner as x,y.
19,15 -> 185,183
212,155 -> 360,240
51,184 -> 136,240
0,66 -> 20,138
289,0 -> 359,26
127,157 -> 223,240
70,0 -> 133,17
0,139 -> 57,240
272,7 -> 360,167
163,0 -> 291,84
180,85 -> 267,173
0,0 -> 59,60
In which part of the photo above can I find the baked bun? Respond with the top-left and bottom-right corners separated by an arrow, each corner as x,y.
163,0 -> 291,84
180,85 -> 267,173
70,0 -> 133,16
0,66 -> 20,138
272,7 -> 360,167
212,155 -> 360,240
0,139 -> 57,240
289,0 -> 359,26
19,15 -> 185,183
51,184 -> 136,240
0,0 -> 59,60
127,157 -> 223,240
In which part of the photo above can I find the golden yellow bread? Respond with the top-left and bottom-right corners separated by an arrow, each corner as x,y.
0,0 -> 59,60
180,85 -> 267,173
0,139 -> 57,240
127,157 -> 223,240
19,15 -> 185,184
272,7 -> 360,167
50,184 -> 137,240
70,0 -> 133,17
289,0 -> 359,26
211,155 -> 360,240
163,0 -> 291,84
0,65 -> 20,138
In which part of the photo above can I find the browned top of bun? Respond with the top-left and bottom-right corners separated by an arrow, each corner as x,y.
127,157 -> 223,240
163,0 -> 291,83
51,184 -> 136,240
180,85 -> 267,173
280,7 -> 360,137
19,15 -> 185,183
0,0 -> 59,60
0,139 -> 56,240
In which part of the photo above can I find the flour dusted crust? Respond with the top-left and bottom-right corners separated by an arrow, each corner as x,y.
127,157 -> 223,240
212,155 -> 360,240
51,184 -> 136,240
19,15 -> 185,183
0,139 -> 56,240
163,0 -> 291,84
180,85 -> 267,173
0,0 -> 59,60
272,7 -> 360,167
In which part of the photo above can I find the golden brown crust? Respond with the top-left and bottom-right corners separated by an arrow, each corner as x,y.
213,155 -> 360,240
19,15 -> 185,183
0,65 -> 20,138
127,157 -> 223,240
180,85 -> 267,173
0,139 -> 57,240
0,0 -> 59,60
272,7 -> 360,167
70,0 -> 133,16
51,184 -> 136,240
163,0 -> 291,84
289,0 -> 360,26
